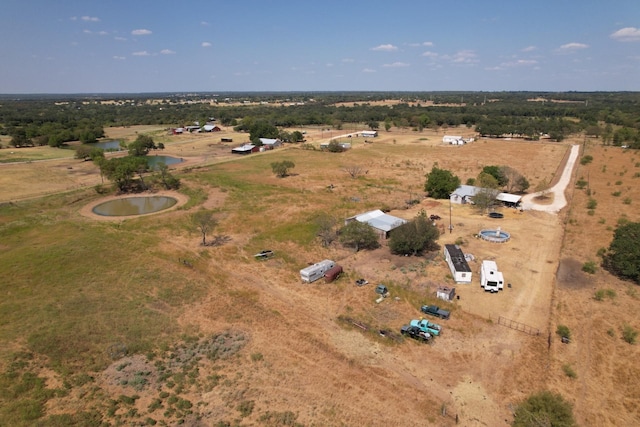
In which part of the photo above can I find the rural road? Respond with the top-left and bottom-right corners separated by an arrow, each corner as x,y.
521,144 -> 580,213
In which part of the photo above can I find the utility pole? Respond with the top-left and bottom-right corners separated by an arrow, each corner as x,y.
449,198 -> 453,234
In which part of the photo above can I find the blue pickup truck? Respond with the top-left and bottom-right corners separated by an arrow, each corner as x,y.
410,319 -> 442,336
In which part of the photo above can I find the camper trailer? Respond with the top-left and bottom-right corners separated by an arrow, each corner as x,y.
480,260 -> 504,293
300,260 -> 336,283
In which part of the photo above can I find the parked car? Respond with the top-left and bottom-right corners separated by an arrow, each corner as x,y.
420,305 -> 451,320
401,325 -> 431,342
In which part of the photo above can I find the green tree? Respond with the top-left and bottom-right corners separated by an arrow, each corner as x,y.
271,160 -> 295,178
339,221 -> 380,252
249,120 -> 279,143
100,156 -> 148,191
481,166 -> 508,187
128,134 -> 156,156
290,130 -> 304,142
513,391 -> 576,427
424,165 -> 461,199
388,210 -> 439,255
192,210 -> 217,246
603,222 -> 640,284
155,163 -> 180,190
326,140 -> 345,152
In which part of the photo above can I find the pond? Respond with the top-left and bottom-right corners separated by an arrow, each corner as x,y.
88,140 -> 124,151
146,155 -> 183,169
92,196 -> 177,216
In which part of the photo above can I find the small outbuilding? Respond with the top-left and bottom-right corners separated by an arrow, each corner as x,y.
436,286 -> 456,301
361,130 -> 378,138
231,144 -> 259,155
345,209 -> 407,239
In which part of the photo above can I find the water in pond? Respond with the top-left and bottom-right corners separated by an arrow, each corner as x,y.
92,196 -> 177,216
146,155 -> 183,169
88,140 -> 123,151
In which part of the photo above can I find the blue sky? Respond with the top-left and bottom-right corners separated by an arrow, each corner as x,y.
1,0 -> 639,93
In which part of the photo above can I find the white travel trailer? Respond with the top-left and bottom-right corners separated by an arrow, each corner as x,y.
480,260 -> 504,293
300,260 -> 336,283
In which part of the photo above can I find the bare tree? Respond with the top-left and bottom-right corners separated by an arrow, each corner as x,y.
342,165 -> 365,179
316,213 -> 338,247
192,210 -> 218,246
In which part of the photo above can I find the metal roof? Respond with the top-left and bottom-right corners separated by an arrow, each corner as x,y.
351,209 -> 407,232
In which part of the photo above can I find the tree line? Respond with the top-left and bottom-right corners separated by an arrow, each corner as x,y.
2,91 -> 640,149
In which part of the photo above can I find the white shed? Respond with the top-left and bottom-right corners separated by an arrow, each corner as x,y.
436,286 -> 456,301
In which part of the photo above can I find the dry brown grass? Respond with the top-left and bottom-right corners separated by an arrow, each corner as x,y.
4,127 -> 639,425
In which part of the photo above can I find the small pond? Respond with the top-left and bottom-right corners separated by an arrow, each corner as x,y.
92,196 -> 177,216
88,140 -> 124,151
146,155 -> 183,169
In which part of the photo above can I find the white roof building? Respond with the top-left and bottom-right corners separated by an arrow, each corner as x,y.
346,209 -> 407,238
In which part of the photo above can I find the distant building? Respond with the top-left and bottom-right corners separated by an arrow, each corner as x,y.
361,130 -> 378,138
231,144 -> 259,155
259,138 -> 282,149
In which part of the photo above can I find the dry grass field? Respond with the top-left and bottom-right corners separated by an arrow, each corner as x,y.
1,125 -> 638,426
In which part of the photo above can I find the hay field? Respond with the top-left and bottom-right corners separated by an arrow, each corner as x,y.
0,126 -> 638,426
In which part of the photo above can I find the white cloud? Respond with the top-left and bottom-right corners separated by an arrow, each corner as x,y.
421,51 -> 438,58
371,44 -> 398,51
341,58 -> 354,63
500,59 -> 538,67
81,16 -> 100,22
450,50 -> 478,63
362,68 -> 376,73
98,31 -> 108,36
132,51 -> 151,56
160,49 -> 176,55
383,62 -> 410,68
610,27 -> 640,42
422,41 -> 434,47
113,56 -> 126,60
132,29 -> 152,36
201,42 -> 212,48
201,21 -> 210,26
114,36 -> 127,41
522,45 -> 537,52
558,42 -> 588,51
70,16 -> 77,21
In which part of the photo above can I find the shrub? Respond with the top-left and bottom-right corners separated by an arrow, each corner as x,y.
622,324 -> 638,344
580,155 -> 593,165
586,198 -> 597,209
562,364 -> 577,379
575,178 -> 587,189
237,400 -> 255,417
582,261 -> 597,274
513,391 -> 576,427
556,325 -> 571,340
612,191 -> 621,197
623,197 -> 632,205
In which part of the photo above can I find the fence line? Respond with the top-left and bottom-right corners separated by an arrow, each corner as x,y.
498,316 -> 541,336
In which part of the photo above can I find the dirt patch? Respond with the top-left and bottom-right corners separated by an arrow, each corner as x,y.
556,258 -> 592,289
